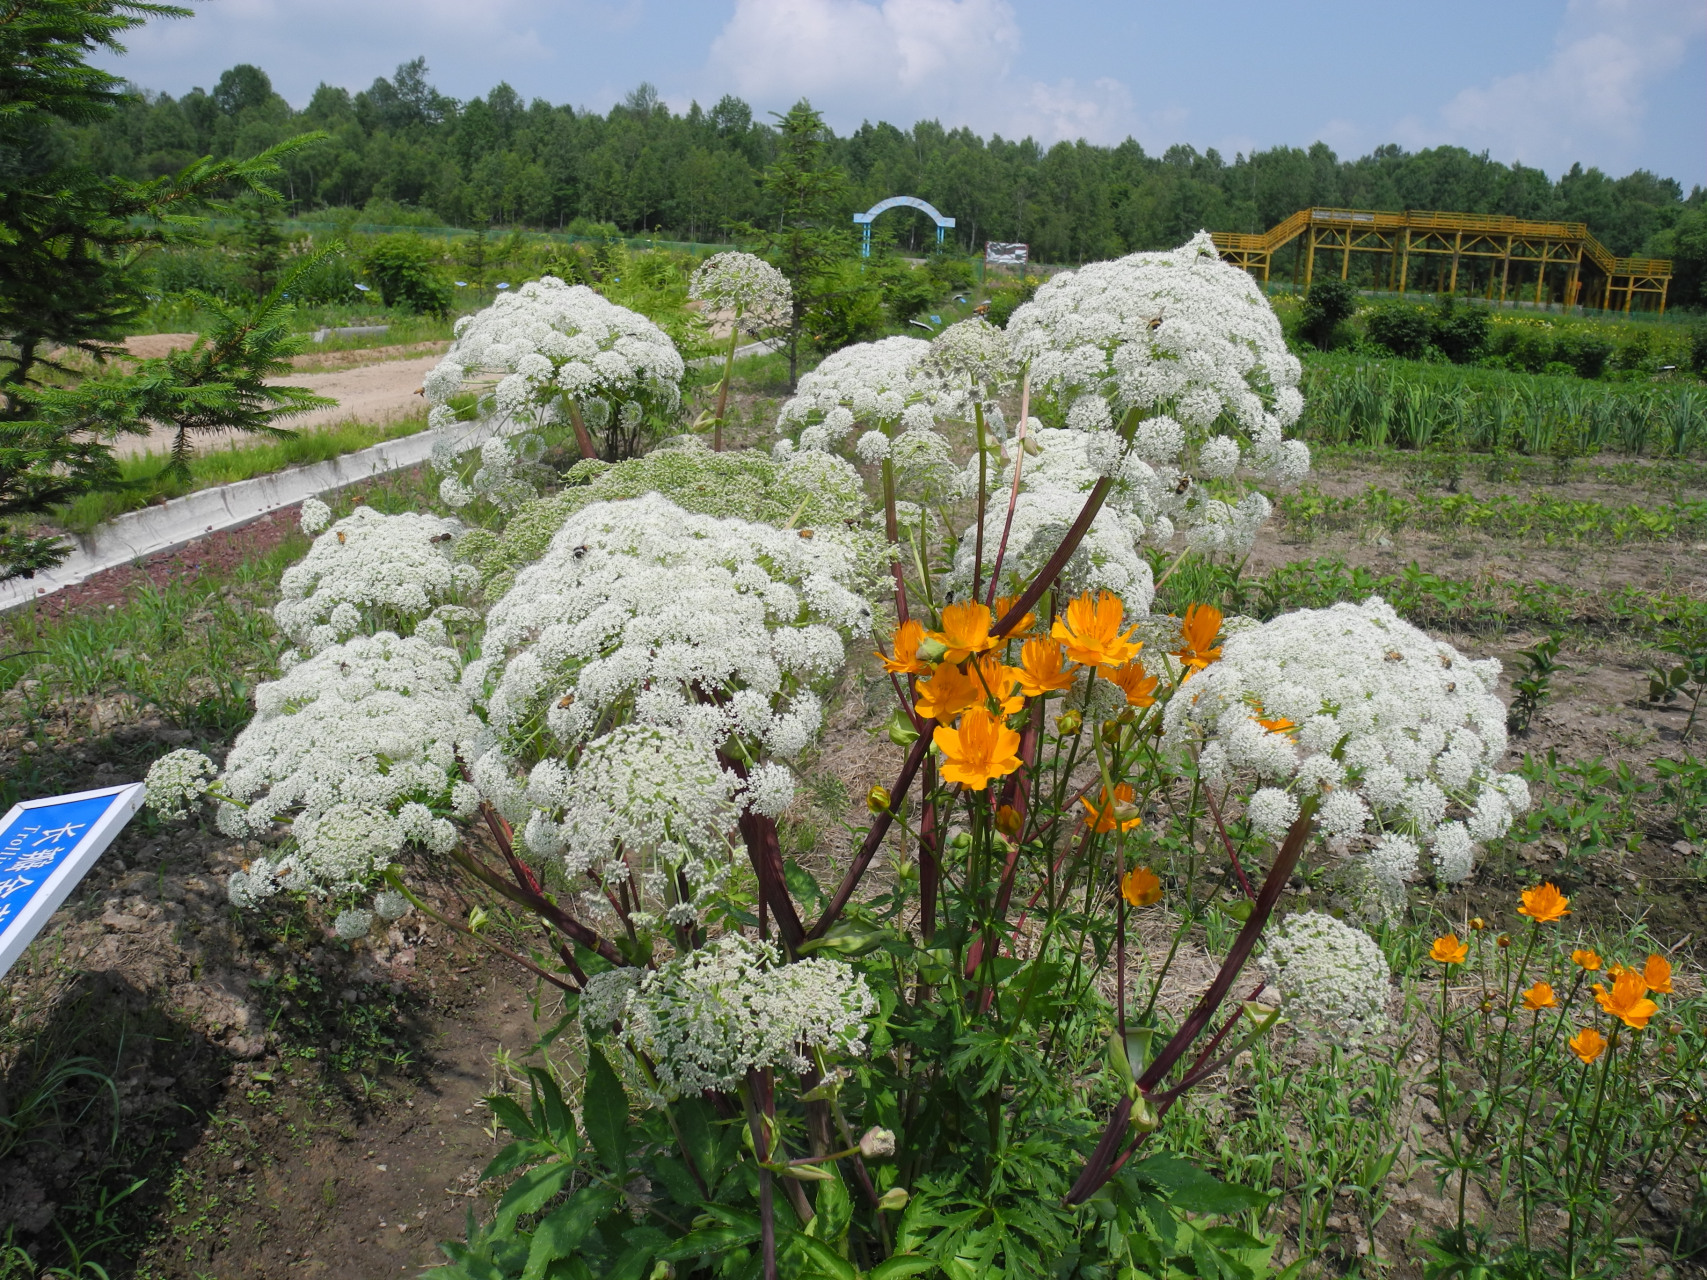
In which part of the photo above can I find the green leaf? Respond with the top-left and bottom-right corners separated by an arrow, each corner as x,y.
494,1162 -> 575,1236
1127,1156 -> 1270,1217
866,1256 -> 938,1278
521,1184 -> 620,1280
582,1044 -> 630,1174
784,1231 -> 859,1280
603,1226 -> 669,1280
529,1067 -> 573,1141
482,1138 -> 552,1182
488,1095 -> 540,1143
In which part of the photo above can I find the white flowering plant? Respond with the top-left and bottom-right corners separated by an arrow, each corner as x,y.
423,276 -> 686,462
689,251 -> 792,452
144,236 -> 1548,1280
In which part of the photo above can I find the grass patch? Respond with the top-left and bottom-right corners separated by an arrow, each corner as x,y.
53,411 -> 432,533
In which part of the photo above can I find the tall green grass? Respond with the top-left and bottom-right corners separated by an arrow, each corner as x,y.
54,411 -> 431,532
1298,356 -> 1707,457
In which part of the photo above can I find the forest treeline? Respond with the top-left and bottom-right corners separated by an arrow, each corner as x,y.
63,58 -> 1707,287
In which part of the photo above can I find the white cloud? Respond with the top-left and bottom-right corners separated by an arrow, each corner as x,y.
704,0 -> 1144,143
1402,0 -> 1706,171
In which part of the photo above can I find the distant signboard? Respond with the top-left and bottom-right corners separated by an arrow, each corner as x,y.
985,242 -> 1029,266
0,783 -> 144,979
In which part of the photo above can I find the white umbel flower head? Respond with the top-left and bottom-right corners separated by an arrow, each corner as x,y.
144,749 -> 218,819
299,497 -> 332,535
778,336 -> 953,442
689,251 -> 791,333
922,317 -> 1017,409
472,494 -> 869,764
949,428 -> 1154,606
1260,910 -> 1391,1043
619,936 -> 876,1100
426,277 -> 683,442
1164,597 -> 1523,883
274,506 -> 475,652
1005,234 -> 1308,551
214,632 -> 483,897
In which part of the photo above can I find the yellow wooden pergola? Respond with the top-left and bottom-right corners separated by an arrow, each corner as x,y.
1212,208 -> 1672,313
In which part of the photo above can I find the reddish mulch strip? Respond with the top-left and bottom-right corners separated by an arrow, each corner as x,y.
18,506 -> 306,624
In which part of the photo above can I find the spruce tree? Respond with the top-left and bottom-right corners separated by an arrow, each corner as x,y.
730,101 -> 851,387
0,0 -> 321,581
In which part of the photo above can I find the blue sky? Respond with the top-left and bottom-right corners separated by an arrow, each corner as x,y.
106,0 -> 1706,186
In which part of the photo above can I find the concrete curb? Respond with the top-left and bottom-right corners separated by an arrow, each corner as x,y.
1,417 -> 492,613
2,337 -> 784,613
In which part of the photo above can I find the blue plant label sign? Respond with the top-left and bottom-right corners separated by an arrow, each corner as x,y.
0,783 -> 145,979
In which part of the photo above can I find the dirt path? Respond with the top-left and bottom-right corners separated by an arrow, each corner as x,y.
112,356 -> 442,460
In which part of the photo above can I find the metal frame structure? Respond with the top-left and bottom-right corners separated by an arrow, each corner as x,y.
853,196 -> 956,259
1212,208 -> 1672,313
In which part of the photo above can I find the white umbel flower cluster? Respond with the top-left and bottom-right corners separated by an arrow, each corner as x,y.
689,251 -> 791,333
433,433 -> 548,514
273,506 -> 477,653
1005,233 -> 1308,549
144,748 -> 218,819
1259,911 -> 1392,1043
469,493 -> 869,764
424,277 -> 684,440
778,336 -> 947,445
520,724 -> 738,923
922,317 -> 1017,409
1162,597 -> 1525,887
216,633 -> 485,906
599,936 -> 876,1101
951,428 -> 1155,607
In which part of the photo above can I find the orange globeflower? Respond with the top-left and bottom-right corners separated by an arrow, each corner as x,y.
1644,954 -> 1675,995
992,595 -> 1037,639
1121,866 -> 1163,907
1051,592 -> 1142,669
968,653 -> 1025,714
933,707 -> 1022,790
878,619 -> 930,676
1107,659 -> 1160,708
1522,981 -> 1559,1012
1174,603 -> 1224,676
1082,782 -> 1141,834
913,662 -> 982,723
1250,702 -> 1297,734
928,601 -> 1000,664
1016,638 -> 1077,697
1568,1027 -> 1608,1065
1518,882 -> 1570,924
1431,933 -> 1469,965
1594,970 -> 1658,1030
1572,949 -> 1602,972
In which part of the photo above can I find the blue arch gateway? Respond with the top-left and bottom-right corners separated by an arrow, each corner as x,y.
853,196 -> 956,258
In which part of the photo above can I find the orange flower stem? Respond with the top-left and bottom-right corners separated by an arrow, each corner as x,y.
920,756 -> 941,943
879,444 -> 910,624
1067,795 -> 1319,1206
1201,782 -> 1258,902
1151,544 -> 1192,593
984,371 -> 1029,607
810,727 -> 934,941
1477,921 -> 1542,1138
1566,1027 -> 1619,1274
993,403 -> 1141,639
971,399 -> 989,601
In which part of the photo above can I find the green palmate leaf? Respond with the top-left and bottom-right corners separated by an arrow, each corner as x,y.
582,1044 -> 631,1174
521,1183 -> 621,1280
